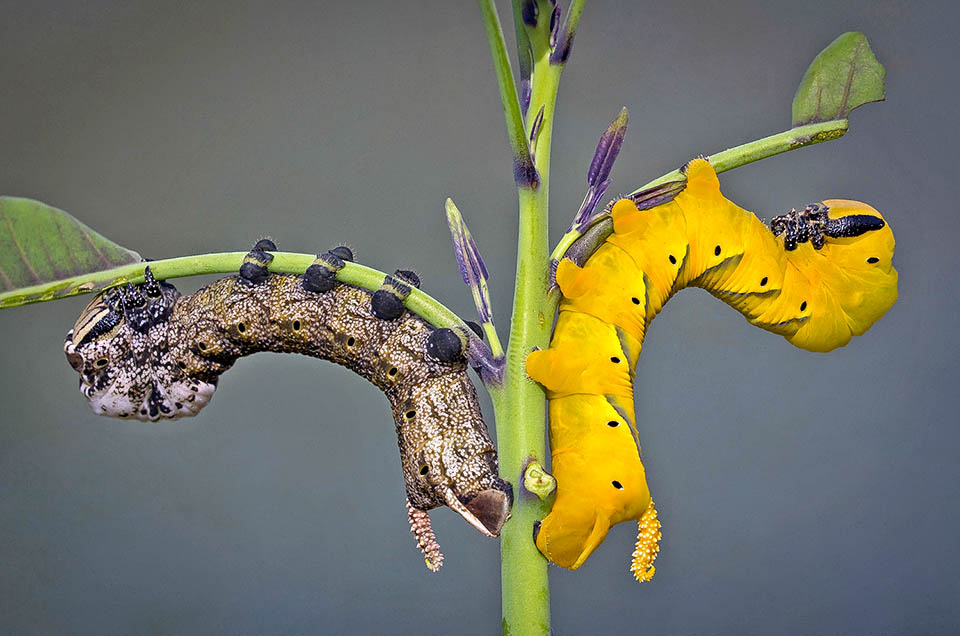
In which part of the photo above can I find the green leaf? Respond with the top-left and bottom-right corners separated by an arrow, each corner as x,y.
792,32 -> 885,127
0,196 -> 141,295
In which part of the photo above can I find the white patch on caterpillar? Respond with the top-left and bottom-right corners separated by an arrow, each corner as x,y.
66,317 -> 217,422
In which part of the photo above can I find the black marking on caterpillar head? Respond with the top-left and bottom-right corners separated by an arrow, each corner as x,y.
143,266 -> 162,297
73,297 -> 124,347
122,283 -> 146,308
239,248 -> 274,285
253,238 -> 277,252
119,273 -> 180,332
383,276 -> 412,299
426,328 -> 465,363
532,519 -> 542,543
321,250 -> 346,269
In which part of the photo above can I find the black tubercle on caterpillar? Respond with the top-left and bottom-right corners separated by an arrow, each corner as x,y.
63,241 -> 512,565
301,251 -> 344,293
371,273 -> 414,321
426,328 -> 465,363
465,321 -> 484,339
769,203 -> 886,251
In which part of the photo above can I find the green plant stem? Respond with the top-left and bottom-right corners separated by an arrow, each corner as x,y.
478,0 -> 533,181
496,183 -> 553,636
0,251 -> 473,334
485,0 -> 572,632
633,118 -> 849,193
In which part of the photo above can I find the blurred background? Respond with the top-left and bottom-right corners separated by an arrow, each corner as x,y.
1,1 -> 957,634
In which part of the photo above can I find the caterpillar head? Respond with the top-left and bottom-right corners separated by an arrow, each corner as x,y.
64,271 -> 218,421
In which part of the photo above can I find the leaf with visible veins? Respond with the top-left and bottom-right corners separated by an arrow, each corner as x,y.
0,197 -> 140,293
792,32 -> 885,127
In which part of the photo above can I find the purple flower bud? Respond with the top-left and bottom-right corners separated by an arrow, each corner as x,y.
520,0 -> 538,27
628,180 -> 686,211
468,337 -> 504,385
466,233 -> 490,282
569,108 -> 628,229
549,4 -> 561,48
520,78 -> 532,116
518,40 -> 533,116
513,153 -> 539,189
445,200 -> 492,324
529,105 -> 545,145
588,107 -> 628,187
549,0 -> 577,65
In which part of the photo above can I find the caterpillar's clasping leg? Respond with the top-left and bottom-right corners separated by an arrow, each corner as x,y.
406,500 -> 444,572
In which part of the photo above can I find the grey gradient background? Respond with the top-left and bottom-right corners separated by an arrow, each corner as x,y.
1,1 -> 957,634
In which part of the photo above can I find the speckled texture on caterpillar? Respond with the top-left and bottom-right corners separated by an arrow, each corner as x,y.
64,251 -> 512,561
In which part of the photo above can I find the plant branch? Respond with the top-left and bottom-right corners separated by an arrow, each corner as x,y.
488,1 -> 586,634
547,118 -> 851,267
0,250 -> 498,376
633,118 -> 849,192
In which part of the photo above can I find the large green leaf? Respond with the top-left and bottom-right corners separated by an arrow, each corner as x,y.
792,32 -> 885,126
0,196 -> 141,299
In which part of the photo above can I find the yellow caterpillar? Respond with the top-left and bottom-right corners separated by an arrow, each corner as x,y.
527,158 -> 897,580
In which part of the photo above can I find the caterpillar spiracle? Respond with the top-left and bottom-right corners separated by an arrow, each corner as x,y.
527,158 -> 897,580
63,241 -> 512,571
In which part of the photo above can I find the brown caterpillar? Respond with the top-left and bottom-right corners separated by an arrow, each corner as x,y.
63,241 -> 512,570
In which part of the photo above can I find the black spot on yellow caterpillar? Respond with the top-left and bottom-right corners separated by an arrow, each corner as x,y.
64,245 -> 512,570
527,158 -> 897,580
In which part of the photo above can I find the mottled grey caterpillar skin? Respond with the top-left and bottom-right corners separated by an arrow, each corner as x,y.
64,253 -> 512,542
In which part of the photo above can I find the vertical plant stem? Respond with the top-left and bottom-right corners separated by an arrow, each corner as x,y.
476,0 -> 575,632
496,173 -> 553,636
479,0 -> 580,631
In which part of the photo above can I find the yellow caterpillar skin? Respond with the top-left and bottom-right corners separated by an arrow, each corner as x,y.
527,158 -> 897,579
